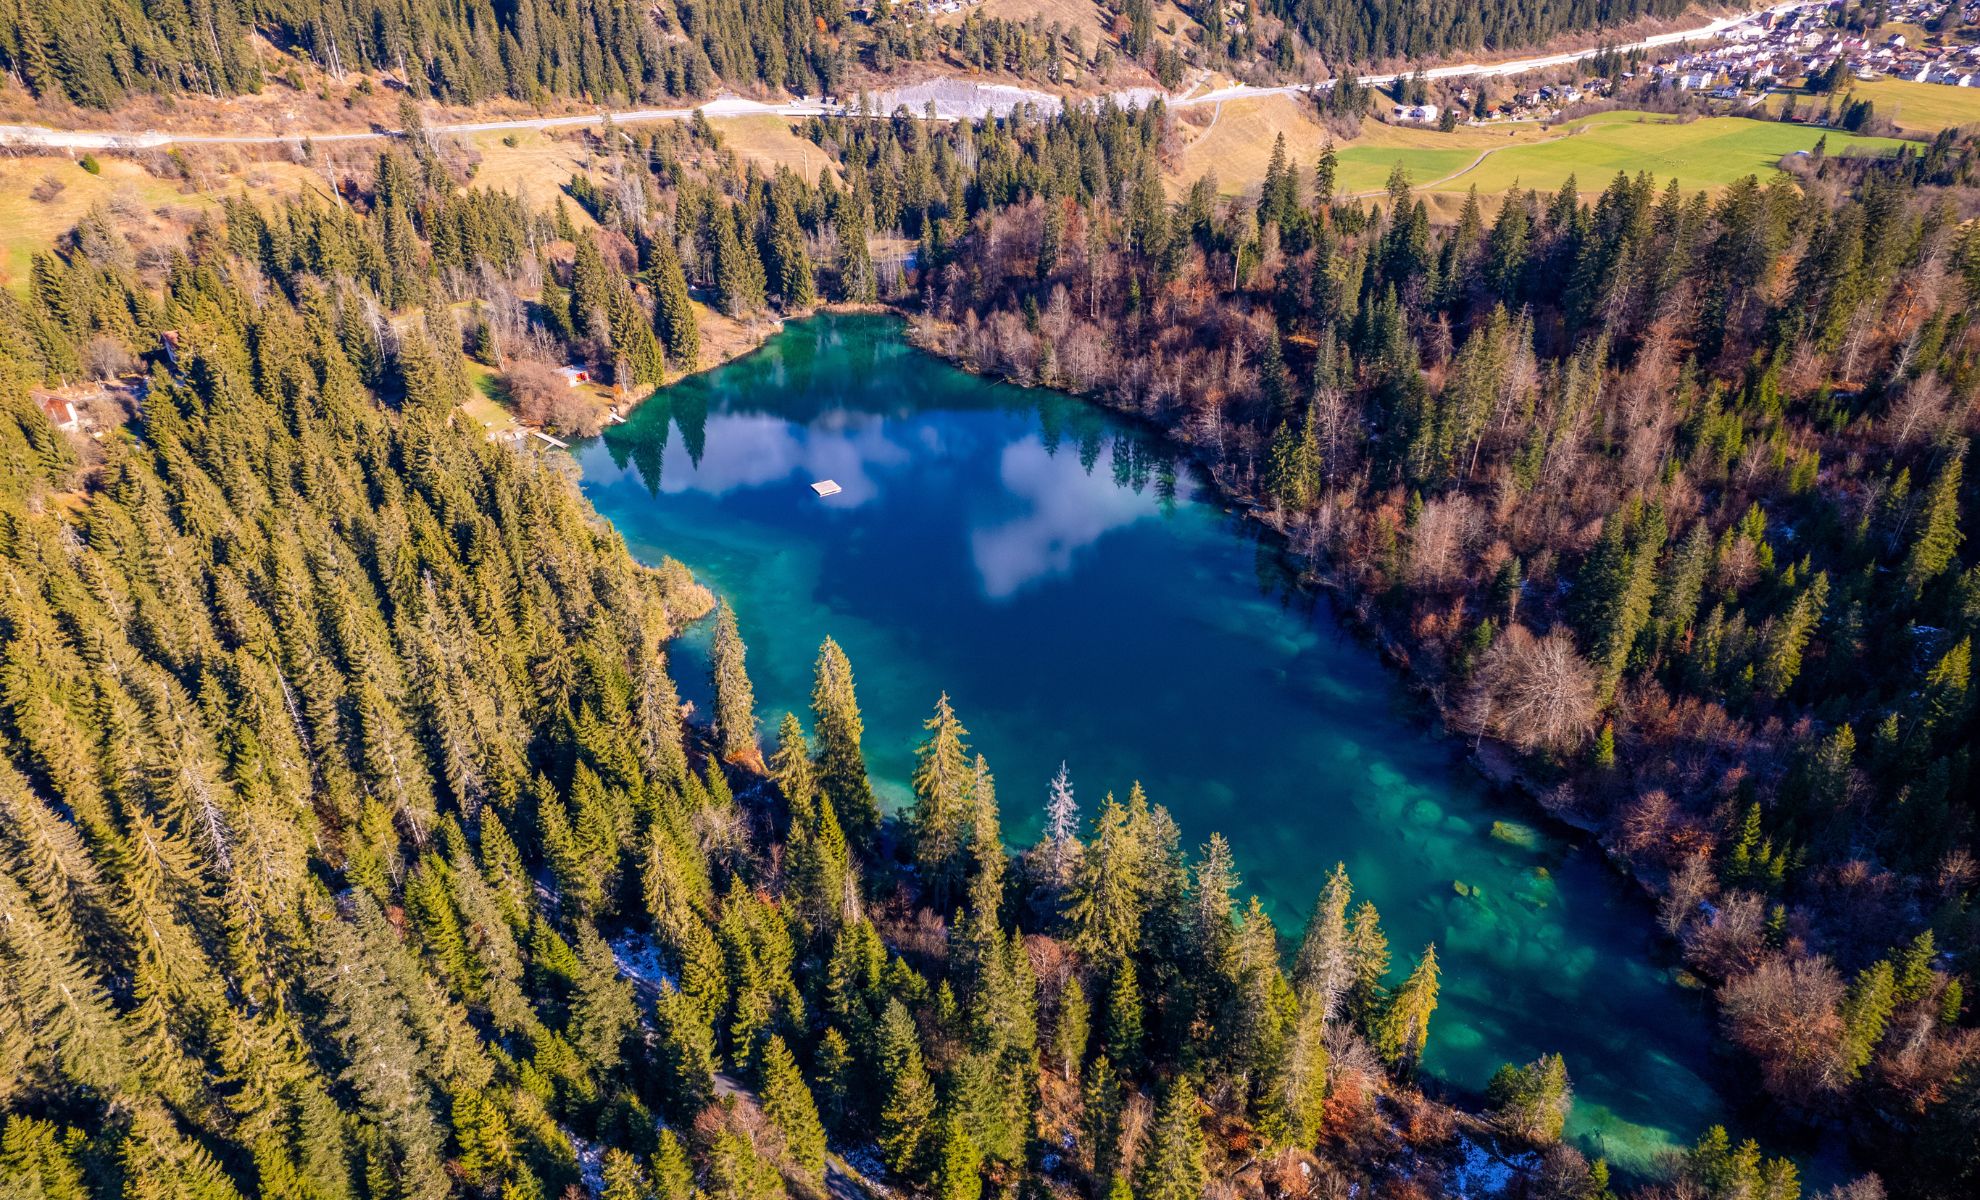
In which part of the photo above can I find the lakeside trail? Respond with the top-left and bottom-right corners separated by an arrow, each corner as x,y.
0,2 -> 1807,150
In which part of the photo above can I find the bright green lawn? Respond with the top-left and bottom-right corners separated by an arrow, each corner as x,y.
1334,145 -> 1484,194
1429,114 -> 1910,195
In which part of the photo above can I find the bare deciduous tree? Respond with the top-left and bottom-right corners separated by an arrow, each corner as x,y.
1719,953 -> 1847,1105
1660,852 -> 1716,937
1464,625 -> 1598,754
506,360 -> 609,437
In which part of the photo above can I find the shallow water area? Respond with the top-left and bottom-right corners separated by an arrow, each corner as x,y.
575,313 -> 1734,1176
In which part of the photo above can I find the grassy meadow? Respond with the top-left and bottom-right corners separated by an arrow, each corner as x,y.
1411,112 -> 1911,196
1843,77 -> 1980,136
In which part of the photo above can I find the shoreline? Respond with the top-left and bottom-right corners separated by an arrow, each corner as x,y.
601,307 -> 1811,1182
876,308 -> 1859,1179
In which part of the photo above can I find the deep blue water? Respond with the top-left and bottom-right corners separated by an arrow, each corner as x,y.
576,313 -> 1732,1174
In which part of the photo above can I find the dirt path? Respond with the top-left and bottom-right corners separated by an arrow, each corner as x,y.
1345,143 -> 1509,199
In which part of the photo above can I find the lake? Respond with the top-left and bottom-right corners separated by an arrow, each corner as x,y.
575,312 -> 1730,1175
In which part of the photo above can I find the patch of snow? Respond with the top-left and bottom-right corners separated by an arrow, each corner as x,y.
842,1145 -> 890,1181
1449,1134 -> 1542,1199
610,931 -> 677,991
871,79 -> 1061,119
568,1130 -> 607,1197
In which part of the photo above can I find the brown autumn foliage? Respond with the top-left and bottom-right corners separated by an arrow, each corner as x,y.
505,358 -> 610,436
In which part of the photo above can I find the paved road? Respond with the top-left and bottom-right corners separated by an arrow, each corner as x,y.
0,3 -> 1806,150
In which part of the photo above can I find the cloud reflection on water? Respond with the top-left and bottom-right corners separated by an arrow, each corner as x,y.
969,435 -> 1176,599
620,411 -> 909,507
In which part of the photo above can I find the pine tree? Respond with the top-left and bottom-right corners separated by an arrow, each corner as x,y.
1377,944 -> 1440,1069
878,998 -> 935,1181
452,1089 -> 519,1190
570,232 -> 614,338
704,1121 -> 785,1200
1895,930 -> 1939,1004
1294,862 -> 1354,1020
931,1113 -> 983,1200
911,693 -> 975,909
600,1148 -> 651,1200
1260,990 -> 1329,1150
653,984 -> 717,1121
1903,445 -> 1965,597
713,209 -> 767,317
653,1130 -> 693,1200
835,190 -> 877,303
0,1116 -> 88,1199
814,1026 -> 855,1135
1041,761 -> 1082,894
607,281 -> 666,393
1080,1054 -> 1125,1185
710,599 -> 758,764
650,237 -> 701,369
1053,973 -> 1090,1082
758,1034 -> 827,1182
775,712 -> 851,939
812,637 -> 881,848
1265,406 -> 1321,512
570,924 -> 638,1072
1139,1081 -> 1208,1200
1487,1053 -> 1573,1143
1104,957 -> 1145,1077
1757,571 -> 1829,700
768,188 -> 818,310
1837,959 -> 1896,1082
1065,794 -> 1147,962
1345,900 -> 1390,1026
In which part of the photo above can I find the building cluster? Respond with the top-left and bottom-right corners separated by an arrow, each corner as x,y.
1650,1 -> 1980,94
1435,78 -> 1613,122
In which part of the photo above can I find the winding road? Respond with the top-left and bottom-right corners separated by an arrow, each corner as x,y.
0,3 -> 1806,150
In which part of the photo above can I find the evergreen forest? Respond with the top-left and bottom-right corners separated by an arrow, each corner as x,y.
0,0 -> 1698,111
0,55 -> 1973,1200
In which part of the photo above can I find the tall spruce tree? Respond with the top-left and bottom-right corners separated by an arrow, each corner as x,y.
911,693 -> 975,910
710,599 -> 758,764
650,237 -> 701,370
1377,944 -> 1440,1069
811,637 -> 881,848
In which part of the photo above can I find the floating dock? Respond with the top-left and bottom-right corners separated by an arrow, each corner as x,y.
810,480 -> 842,497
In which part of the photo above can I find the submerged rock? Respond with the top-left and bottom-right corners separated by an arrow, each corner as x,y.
1489,819 -> 1545,851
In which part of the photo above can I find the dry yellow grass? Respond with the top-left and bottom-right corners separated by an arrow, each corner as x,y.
466,129 -> 600,211
1168,94 -> 1332,195
0,152 -> 319,290
1846,77 -> 1980,135
933,0 -> 1198,56
936,0 -> 1113,46
692,298 -> 782,374
1168,94 -> 1549,197
708,115 -> 840,181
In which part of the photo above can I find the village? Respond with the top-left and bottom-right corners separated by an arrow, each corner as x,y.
1648,0 -> 1980,94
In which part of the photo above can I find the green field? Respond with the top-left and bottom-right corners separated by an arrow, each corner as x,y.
1347,113 -> 1913,198
1335,144 -> 1485,194
1845,77 -> 1980,135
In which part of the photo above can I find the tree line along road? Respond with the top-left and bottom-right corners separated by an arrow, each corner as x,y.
0,2 -> 1812,151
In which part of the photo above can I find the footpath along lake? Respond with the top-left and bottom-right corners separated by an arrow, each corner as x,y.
575,312 -> 1733,1175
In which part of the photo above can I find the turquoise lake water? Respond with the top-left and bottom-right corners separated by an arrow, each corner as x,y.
575,313 -> 1732,1174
